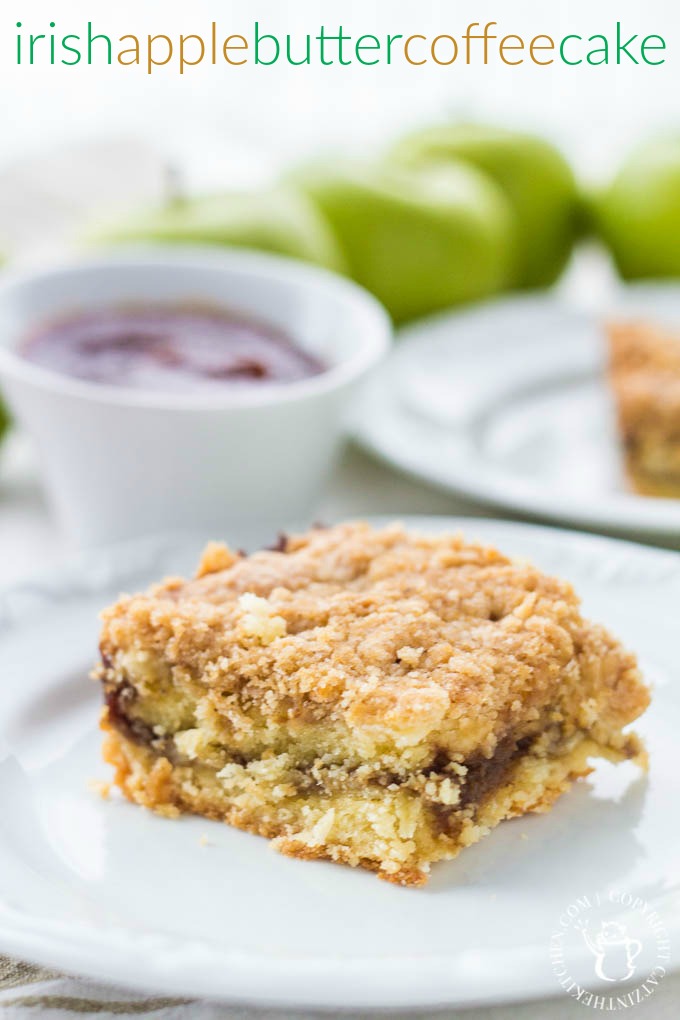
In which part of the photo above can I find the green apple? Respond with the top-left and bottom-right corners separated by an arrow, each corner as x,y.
390,123 -> 579,289
289,160 -> 513,323
0,398 -> 9,447
87,187 -> 347,273
595,137 -> 680,278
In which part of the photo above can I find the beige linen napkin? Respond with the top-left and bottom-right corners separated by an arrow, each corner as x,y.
2,952 -> 679,1019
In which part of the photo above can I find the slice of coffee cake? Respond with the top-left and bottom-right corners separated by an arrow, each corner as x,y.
607,320 -> 680,497
97,522 -> 649,886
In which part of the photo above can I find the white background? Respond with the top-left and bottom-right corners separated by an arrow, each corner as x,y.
1,0 -> 679,189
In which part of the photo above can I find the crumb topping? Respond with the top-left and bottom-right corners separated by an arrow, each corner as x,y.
237,592 -> 288,644
608,320 -> 680,431
99,522 -> 645,757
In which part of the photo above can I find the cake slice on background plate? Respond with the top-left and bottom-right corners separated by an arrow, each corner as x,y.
607,320 -> 680,498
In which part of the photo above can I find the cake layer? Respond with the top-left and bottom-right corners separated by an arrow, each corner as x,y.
102,722 -> 641,885
627,462 -> 680,499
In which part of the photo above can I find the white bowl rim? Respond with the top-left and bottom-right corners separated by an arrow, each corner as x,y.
0,245 -> 392,411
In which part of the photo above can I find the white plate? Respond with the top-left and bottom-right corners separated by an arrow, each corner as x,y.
353,286 -> 680,540
0,519 -> 678,1009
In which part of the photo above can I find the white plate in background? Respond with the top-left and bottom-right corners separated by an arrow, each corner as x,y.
0,518 -> 678,1009
353,286 -> 680,539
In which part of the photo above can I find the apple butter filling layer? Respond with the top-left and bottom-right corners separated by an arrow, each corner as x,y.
101,674 -> 640,813
101,703 -> 641,886
96,522 -> 650,886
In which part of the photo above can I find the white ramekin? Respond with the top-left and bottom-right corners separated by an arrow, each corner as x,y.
0,247 -> 391,547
